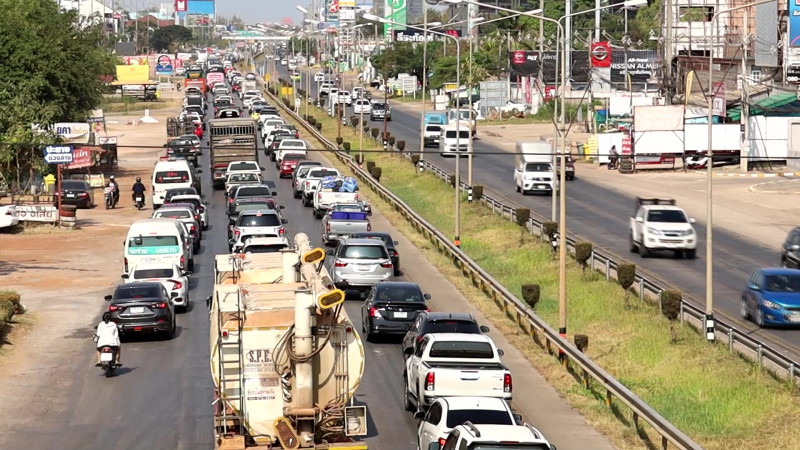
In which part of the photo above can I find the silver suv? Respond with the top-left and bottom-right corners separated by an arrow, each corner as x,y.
327,238 -> 393,293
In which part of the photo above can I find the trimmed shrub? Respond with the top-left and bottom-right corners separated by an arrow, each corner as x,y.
308,117 -> 316,125
617,263 -> 636,308
448,174 -> 456,187
472,185 -> 483,200
515,208 -> 530,227
371,128 -> 379,139
315,122 -> 322,132
543,221 -> 558,240
397,140 -> 406,151
574,242 -> 593,272
366,161 -> 375,173
318,98 -> 326,108
342,142 -> 351,152
336,137 -> 344,145
411,155 -> 420,166
371,166 -> 382,182
350,116 -> 359,127
521,284 -> 540,310
574,334 -> 589,352
382,131 -> 391,141
661,289 -> 683,342
387,136 -> 396,146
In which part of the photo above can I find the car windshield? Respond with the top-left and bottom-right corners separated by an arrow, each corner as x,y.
229,163 -> 258,172
115,284 -> 161,300
375,286 -> 423,303
281,141 -> 305,147
340,245 -> 387,259
647,210 -> 687,223
425,320 -> 480,334
155,171 -> 190,183
764,275 -> 800,292
237,186 -> 271,197
245,244 -> 287,253
133,268 -> 174,279
445,130 -> 470,139
238,214 -> 280,227
428,341 -> 494,359
128,236 -> 178,247
156,210 -> 191,219
446,409 -> 513,428
525,163 -> 551,172
61,180 -> 87,190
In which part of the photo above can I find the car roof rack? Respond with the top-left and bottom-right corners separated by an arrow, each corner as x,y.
636,197 -> 675,206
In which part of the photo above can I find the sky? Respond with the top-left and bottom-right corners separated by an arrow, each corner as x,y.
216,0 -> 306,24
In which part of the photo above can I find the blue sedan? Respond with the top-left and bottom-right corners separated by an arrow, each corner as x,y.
741,268 -> 800,327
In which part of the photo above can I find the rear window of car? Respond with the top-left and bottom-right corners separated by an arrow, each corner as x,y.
228,173 -> 260,183
281,141 -> 305,147
340,245 -> 387,259
229,162 -> 258,171
115,284 -> 161,299
375,286 -> 423,303
128,236 -> 178,247
425,320 -> 480,334
352,234 -> 393,248
133,268 -> 174,279
155,171 -> 190,183
165,188 -> 196,201
429,341 -> 494,359
310,170 -> 338,178
244,244 -> 287,253
445,409 -> 513,428
235,204 -> 272,215
62,180 -> 87,190
238,214 -> 280,227
237,186 -> 271,197
283,154 -> 305,162
156,210 -> 191,219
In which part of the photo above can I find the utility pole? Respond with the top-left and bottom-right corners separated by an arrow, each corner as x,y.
565,0 -> 572,85
663,0 -> 673,104
337,30 -> 343,140
418,4 -> 429,162
740,9 -> 750,173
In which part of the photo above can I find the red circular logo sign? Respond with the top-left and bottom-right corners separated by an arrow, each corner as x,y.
591,45 -> 609,61
511,51 -> 526,64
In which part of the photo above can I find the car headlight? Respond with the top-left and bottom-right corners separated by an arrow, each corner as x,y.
646,227 -> 663,236
680,229 -> 695,236
762,299 -> 782,309
523,176 -> 534,181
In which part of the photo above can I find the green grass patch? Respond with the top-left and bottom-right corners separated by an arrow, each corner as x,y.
293,103 -> 800,450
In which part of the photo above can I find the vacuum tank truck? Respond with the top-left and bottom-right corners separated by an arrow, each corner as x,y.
210,233 -> 368,449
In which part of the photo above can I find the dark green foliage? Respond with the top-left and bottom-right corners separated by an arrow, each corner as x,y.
396,140 -> 406,150
350,116 -> 359,127
515,208 -> 530,227
371,166 -> 382,181
150,25 -> 192,52
521,284 -> 540,310
574,334 -> 589,352
315,122 -> 322,131
543,221 -> 558,239
411,155 -> 420,165
365,161 -> 375,173
661,289 -> 683,342
617,263 -> 636,307
336,137 -> 343,145
371,128 -> 379,138
574,242 -> 593,271
387,136 -> 396,146
472,185 -> 483,200
342,142 -> 351,152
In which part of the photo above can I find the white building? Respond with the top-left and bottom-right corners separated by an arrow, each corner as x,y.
57,0 -> 120,32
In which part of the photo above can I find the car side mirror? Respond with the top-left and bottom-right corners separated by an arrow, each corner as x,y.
393,241 -> 399,245
423,293 -> 431,300
550,446 -> 557,450
479,325 -> 490,333
197,169 -> 204,173
413,411 -> 426,420
635,216 -> 644,223
513,413 -> 523,425
271,190 -> 278,195
281,219 -> 289,225
260,166 -> 265,171
792,245 -> 800,251
428,443 -> 441,450
497,349 -> 505,357
183,270 -> 192,276
688,218 -> 696,224
748,283 -> 761,291
104,295 -> 113,302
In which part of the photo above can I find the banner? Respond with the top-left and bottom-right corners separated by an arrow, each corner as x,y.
16,205 -> 58,223
115,65 -> 150,84
187,0 -> 214,27
384,0 -> 407,35
610,50 -> 660,83
54,123 -> 91,144
508,51 -> 539,76
394,29 -> 460,42
571,51 -> 590,83
67,146 -> 93,169
590,42 -> 611,68
791,0 -> 800,47
175,0 -> 187,12
122,55 -> 148,65
155,54 -> 173,75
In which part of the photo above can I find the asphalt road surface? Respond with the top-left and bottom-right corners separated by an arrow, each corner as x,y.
288,66 -> 800,361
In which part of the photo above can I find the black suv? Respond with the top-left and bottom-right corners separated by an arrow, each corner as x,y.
781,227 -> 800,268
401,312 -> 489,359
165,138 -> 199,166
104,282 -> 177,339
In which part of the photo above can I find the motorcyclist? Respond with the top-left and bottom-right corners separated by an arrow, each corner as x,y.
94,312 -> 121,366
106,175 -> 120,204
608,145 -> 619,170
131,177 -> 146,205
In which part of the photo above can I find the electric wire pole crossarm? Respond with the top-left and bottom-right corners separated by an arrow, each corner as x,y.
704,0 -> 776,342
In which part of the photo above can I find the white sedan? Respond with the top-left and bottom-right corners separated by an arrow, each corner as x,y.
353,99 -> 372,115
0,205 -> 19,229
123,263 -> 191,311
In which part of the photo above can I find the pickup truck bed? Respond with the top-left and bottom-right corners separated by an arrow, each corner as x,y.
313,191 -> 359,218
322,211 -> 370,246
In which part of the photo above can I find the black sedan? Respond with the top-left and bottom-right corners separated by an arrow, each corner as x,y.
165,138 -> 198,166
54,180 -> 94,208
360,281 -> 430,342
350,232 -> 400,275
104,282 -> 177,339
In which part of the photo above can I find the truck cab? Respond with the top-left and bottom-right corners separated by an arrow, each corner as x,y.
629,197 -> 697,259
513,142 -> 557,195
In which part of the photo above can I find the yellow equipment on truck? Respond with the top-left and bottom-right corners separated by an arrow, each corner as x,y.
210,233 -> 368,449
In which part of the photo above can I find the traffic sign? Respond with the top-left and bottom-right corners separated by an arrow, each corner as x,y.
264,73 -> 271,82
44,145 -> 74,164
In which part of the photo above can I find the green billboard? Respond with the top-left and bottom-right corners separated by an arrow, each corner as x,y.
384,0 -> 407,35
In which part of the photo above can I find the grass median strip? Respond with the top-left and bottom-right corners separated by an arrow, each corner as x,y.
285,101 -> 800,450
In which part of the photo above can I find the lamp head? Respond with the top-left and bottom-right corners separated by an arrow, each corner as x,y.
296,5 -> 308,14
362,13 -> 384,23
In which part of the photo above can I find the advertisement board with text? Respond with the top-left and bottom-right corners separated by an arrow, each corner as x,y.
187,0 -> 214,27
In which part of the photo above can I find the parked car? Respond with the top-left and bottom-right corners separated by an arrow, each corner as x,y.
152,204 -> 202,248
0,205 -> 19,230
104,281 -> 177,339
417,397 -> 518,450
122,263 -> 191,312
360,281 -> 430,341
54,179 -> 94,208
402,312 -> 490,359
741,268 -> 800,327
327,238 -> 394,294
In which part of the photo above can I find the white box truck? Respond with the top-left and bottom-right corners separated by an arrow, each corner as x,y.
513,141 -> 558,195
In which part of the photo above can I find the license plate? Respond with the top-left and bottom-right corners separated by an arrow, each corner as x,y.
394,311 -> 408,318
131,306 -> 145,314
66,193 -> 76,198
356,265 -> 370,272
536,184 -> 548,189
100,352 -> 114,362
135,197 -> 143,202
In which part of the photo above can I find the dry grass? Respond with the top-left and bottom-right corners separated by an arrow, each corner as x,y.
289,103 -> 800,450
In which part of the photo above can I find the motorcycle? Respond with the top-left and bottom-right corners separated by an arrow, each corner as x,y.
97,344 -> 119,377
104,187 -> 116,209
133,194 -> 145,210
608,155 -> 619,170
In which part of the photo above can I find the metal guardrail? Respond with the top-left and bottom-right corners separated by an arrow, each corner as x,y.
256,78 -> 703,450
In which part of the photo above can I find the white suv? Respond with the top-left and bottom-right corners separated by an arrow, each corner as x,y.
431,422 -> 555,450
417,397 -> 519,450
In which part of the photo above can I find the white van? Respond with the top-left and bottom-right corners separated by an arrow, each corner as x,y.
513,141 -> 558,195
123,218 -> 192,274
151,158 -> 201,208
439,125 -> 470,157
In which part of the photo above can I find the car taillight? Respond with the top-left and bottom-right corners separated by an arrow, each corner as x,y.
380,262 -> 393,268
194,215 -> 200,222
4,210 -> 11,216
108,305 -> 124,312
369,307 -> 382,319
124,258 -> 129,272
170,280 -> 183,290
425,372 -> 435,391
234,228 -> 241,237
80,192 -> 89,197
367,223 -> 371,231
228,198 -> 234,204
504,374 -> 512,393
438,438 -> 447,447
151,302 -> 168,309
354,193 -> 359,201
334,261 -> 347,267
317,193 -> 322,199
180,256 -> 185,269
391,250 -> 398,258
279,228 -> 285,236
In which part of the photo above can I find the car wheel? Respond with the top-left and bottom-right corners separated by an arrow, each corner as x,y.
515,184 -> 520,193
188,259 -> 195,272
755,308 -> 765,327
293,190 -> 301,199
638,242 -> 649,258
403,376 -> 414,411
685,249 -> 696,259
629,234 -> 638,253
740,298 -> 750,320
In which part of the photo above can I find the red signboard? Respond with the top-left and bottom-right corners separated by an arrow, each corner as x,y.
543,86 -> 556,100
590,42 -> 611,68
175,0 -> 187,12
621,135 -> 632,155
68,146 -> 93,169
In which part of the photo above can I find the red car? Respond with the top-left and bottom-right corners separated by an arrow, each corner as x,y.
279,154 -> 307,178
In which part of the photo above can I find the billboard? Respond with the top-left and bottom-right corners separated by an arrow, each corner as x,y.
155,54 -> 173,75
610,50 -> 660,83
791,0 -> 800,47
187,0 -> 214,27
115,65 -> 151,84
384,0 -> 407,35
394,29 -> 461,42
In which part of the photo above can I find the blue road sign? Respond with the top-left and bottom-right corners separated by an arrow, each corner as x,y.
44,145 -> 74,164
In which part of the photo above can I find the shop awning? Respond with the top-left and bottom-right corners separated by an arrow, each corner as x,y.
727,92 -> 797,121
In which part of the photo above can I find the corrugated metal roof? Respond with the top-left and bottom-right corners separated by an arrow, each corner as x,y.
727,92 -> 797,121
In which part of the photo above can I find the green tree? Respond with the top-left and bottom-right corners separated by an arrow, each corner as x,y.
0,0 -> 115,185
150,25 -> 193,52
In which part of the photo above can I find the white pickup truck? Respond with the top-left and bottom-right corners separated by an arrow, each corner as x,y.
404,333 -> 512,413
312,179 -> 360,219
301,167 -> 341,207
629,197 -> 697,259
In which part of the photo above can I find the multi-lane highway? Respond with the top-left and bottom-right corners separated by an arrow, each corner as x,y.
284,65 -> 800,360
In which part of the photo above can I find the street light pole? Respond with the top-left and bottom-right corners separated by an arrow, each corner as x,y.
418,5 -> 429,163
704,0 -> 775,342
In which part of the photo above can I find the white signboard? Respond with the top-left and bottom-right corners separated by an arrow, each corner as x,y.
16,205 -> 58,223
98,137 -> 118,145
54,122 -> 91,144
400,75 -> 417,94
